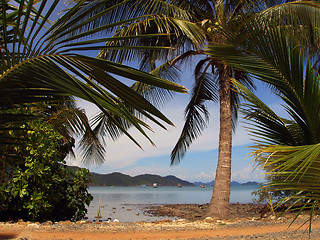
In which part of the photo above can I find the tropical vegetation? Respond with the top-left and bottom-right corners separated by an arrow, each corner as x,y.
206,1 -> 320,230
0,119 -> 92,222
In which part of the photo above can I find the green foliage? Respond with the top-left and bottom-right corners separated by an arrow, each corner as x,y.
0,120 -> 92,222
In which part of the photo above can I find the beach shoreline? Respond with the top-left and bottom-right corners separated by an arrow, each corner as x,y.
142,203 -> 266,221
1,203 -> 320,239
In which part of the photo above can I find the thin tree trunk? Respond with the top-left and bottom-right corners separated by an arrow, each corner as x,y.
208,65 -> 232,219
0,145 -> 7,185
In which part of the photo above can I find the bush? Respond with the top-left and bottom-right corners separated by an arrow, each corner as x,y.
0,121 -> 92,222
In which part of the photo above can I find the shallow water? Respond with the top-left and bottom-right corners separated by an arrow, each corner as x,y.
86,185 -> 258,222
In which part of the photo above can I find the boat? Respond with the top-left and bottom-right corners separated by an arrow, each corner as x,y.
200,185 -> 206,188
141,184 -> 146,188
177,184 -> 182,188
153,183 -> 158,188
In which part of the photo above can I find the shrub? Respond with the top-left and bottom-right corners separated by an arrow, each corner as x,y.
0,121 -> 92,222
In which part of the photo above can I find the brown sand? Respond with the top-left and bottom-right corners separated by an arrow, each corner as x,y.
1,204 -> 320,239
1,220 -> 320,239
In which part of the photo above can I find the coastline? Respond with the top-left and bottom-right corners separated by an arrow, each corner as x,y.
1,203 -> 320,239
142,203 -> 265,221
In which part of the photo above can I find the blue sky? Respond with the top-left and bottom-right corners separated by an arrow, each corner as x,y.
66,65 -> 281,184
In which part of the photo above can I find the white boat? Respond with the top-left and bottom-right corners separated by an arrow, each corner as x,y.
153,183 -> 158,188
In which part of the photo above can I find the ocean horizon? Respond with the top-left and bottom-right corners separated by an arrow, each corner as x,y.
86,185 -> 259,222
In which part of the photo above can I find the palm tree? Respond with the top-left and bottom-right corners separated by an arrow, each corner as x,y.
78,0 -> 261,219
71,0 -> 318,218
206,1 -> 320,229
0,0 -> 187,164
168,2 -> 258,219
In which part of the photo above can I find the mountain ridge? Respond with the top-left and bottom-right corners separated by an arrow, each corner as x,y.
89,171 -> 194,186
67,166 -> 259,186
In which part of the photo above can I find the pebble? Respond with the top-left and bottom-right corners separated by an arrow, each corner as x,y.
43,221 -> 53,225
175,219 -> 187,223
204,217 -> 215,223
27,223 -> 40,228
152,219 -> 173,224
17,221 -> 29,226
216,220 -> 226,224
269,215 -> 276,220
75,220 -> 86,224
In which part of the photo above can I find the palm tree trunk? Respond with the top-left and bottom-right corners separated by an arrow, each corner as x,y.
208,65 -> 232,219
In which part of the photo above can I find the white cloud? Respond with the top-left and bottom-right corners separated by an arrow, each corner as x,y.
176,174 -> 188,180
68,100 -> 217,166
231,166 -> 263,182
192,171 -> 215,182
66,156 -> 85,168
66,97 -> 253,182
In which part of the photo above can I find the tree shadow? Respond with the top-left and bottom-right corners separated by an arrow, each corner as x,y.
0,233 -> 20,239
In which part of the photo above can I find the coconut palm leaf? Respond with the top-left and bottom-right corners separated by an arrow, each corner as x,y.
0,0 -> 188,163
169,49 -> 252,166
206,17 -> 320,143
62,1 -> 206,147
171,67 -> 218,164
232,80 -> 302,146
46,106 -> 105,164
89,0 -> 206,102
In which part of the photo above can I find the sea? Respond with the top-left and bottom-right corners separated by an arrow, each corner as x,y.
86,185 -> 259,222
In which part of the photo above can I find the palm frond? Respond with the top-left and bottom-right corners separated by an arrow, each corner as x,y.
95,15 -> 205,64
171,59 -> 218,164
0,0 -> 188,162
233,79 -> 300,146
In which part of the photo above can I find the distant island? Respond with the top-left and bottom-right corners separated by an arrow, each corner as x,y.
67,166 -> 260,187
89,172 -> 194,186
193,180 -> 260,187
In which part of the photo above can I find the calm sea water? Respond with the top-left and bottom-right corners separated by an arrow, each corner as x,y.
86,185 -> 259,222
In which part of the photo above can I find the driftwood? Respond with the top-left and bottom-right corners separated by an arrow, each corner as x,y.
260,204 -> 270,218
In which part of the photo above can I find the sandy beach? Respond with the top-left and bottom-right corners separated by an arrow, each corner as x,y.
1,203 -> 320,239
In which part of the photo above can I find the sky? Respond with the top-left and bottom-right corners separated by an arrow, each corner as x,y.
66,67 -> 281,184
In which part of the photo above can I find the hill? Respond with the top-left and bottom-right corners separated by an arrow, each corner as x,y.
88,172 -> 260,187
89,172 -> 194,186
66,167 -> 193,186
